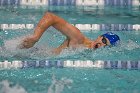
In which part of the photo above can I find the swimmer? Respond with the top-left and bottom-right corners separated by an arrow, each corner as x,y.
19,12 -> 120,54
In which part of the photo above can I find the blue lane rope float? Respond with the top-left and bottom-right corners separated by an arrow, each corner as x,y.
0,60 -> 140,70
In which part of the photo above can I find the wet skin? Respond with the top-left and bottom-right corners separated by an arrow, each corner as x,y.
19,12 -> 110,54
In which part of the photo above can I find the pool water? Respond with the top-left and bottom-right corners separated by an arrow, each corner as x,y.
0,6 -> 140,24
0,5 -> 140,93
0,68 -> 140,93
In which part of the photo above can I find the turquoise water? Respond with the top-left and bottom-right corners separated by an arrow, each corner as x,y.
0,68 -> 140,93
0,6 -> 140,93
1,28 -> 140,61
0,6 -> 140,24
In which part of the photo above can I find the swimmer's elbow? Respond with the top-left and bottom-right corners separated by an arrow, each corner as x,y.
44,12 -> 55,20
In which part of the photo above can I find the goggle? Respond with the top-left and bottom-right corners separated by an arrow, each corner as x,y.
101,36 -> 107,45
95,36 -> 107,49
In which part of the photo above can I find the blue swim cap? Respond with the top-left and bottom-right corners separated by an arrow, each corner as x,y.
102,32 -> 120,46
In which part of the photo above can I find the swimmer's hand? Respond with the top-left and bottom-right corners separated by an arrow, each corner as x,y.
18,35 -> 38,49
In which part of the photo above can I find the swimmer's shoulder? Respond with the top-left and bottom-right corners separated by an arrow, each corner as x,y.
82,37 -> 92,48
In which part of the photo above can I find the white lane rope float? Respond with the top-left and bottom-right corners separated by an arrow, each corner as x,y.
0,60 -> 140,70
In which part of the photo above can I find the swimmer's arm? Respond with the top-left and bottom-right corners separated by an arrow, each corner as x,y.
20,12 -> 84,49
33,12 -> 84,42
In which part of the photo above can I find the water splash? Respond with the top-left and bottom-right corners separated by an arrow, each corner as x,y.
121,40 -> 140,50
58,46 -> 87,58
1,36 -> 140,60
0,80 -> 27,93
48,75 -> 73,93
4,37 -> 22,52
88,39 -> 140,60
0,76 -> 73,93
1,35 -> 87,60
1,36 -> 54,59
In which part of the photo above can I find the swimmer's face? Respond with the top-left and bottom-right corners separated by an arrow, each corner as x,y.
92,36 -> 110,49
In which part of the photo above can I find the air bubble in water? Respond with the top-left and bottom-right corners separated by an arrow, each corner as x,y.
0,80 -> 27,93
47,75 -> 73,93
